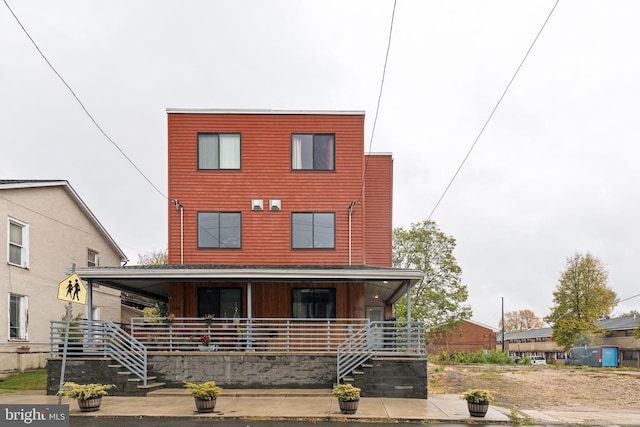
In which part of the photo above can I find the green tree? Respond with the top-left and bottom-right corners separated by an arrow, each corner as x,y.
545,252 -> 617,350
499,309 -> 545,332
392,219 -> 472,330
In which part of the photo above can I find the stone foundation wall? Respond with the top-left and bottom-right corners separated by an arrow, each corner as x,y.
148,353 -> 337,388
352,357 -> 427,399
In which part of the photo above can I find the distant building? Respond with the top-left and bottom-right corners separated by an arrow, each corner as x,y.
0,180 -> 126,372
500,315 -> 640,367
427,320 -> 497,355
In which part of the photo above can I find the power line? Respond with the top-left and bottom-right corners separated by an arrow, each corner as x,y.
361,0 -> 397,200
427,0 -> 561,220
3,0 -> 168,201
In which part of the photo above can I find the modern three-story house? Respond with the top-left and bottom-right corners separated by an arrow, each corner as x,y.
51,110 -> 426,397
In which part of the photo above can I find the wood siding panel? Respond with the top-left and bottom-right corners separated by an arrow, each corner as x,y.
363,154 -> 393,266
169,281 -> 364,319
168,113 -> 375,266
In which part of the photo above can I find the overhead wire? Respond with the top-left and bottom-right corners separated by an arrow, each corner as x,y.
2,0 -> 168,201
427,0 -> 561,220
361,0 -> 397,201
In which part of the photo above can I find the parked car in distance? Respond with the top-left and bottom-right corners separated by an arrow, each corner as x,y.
530,355 -> 547,365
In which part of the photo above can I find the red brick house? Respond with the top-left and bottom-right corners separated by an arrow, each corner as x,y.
49,110 -> 425,397
427,320 -> 497,355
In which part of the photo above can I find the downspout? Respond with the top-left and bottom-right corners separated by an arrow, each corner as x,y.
172,199 -> 184,264
348,201 -> 359,266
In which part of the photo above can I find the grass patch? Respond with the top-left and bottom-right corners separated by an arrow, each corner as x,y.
0,370 -> 47,391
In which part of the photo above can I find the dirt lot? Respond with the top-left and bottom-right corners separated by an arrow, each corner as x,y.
428,363 -> 640,411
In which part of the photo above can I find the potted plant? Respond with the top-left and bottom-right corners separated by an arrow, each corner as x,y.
56,382 -> 115,412
184,380 -> 222,413
58,310 -> 84,356
16,345 -> 30,353
332,383 -> 361,414
198,335 -> 216,351
461,388 -> 494,417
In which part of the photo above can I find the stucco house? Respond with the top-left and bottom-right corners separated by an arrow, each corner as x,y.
1,180 -> 127,372
47,110 -> 426,398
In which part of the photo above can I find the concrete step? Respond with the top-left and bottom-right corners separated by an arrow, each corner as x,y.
147,388 -> 332,398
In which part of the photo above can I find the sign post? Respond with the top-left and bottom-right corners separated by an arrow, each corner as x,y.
56,271 -> 87,405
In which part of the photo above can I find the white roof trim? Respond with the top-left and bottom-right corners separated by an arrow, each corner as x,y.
166,108 -> 365,116
1,180 -> 128,263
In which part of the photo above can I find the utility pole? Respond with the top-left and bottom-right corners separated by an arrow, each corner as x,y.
501,296 -> 505,352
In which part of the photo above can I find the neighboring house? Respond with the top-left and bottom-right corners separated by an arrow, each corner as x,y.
0,180 -> 127,372
59,110 -> 426,397
427,320 -> 497,355
501,315 -> 640,367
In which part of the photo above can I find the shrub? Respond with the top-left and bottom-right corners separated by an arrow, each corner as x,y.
332,384 -> 361,401
183,381 -> 222,401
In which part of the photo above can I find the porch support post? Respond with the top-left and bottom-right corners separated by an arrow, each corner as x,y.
406,281 -> 412,350
247,280 -> 252,346
406,281 -> 411,322
87,279 -> 93,350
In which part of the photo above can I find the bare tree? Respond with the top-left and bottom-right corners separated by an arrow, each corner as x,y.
499,309 -> 545,332
137,249 -> 168,265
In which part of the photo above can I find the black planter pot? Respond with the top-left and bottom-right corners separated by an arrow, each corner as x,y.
467,401 -> 489,417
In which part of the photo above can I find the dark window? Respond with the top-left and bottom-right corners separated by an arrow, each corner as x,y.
198,212 -> 241,248
291,134 -> 335,170
198,133 -> 241,170
292,288 -> 336,319
197,288 -> 242,318
292,212 -> 335,249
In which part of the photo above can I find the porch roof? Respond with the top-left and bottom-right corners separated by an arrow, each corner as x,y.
72,264 -> 424,303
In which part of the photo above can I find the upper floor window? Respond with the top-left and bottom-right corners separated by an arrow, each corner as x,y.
87,249 -> 99,267
8,218 -> 28,268
198,133 -> 241,170
291,134 -> 335,170
9,294 -> 28,340
291,212 -> 335,249
198,212 -> 241,249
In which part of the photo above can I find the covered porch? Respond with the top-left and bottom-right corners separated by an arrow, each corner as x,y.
49,265 -> 426,397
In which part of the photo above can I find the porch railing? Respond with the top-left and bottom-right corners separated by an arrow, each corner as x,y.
336,320 -> 425,384
129,317 -> 369,352
49,320 -> 148,385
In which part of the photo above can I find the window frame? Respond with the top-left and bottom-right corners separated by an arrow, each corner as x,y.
197,132 -> 241,170
197,287 -> 242,318
291,133 -> 335,171
291,288 -> 336,319
87,249 -> 99,267
291,212 -> 336,249
8,294 -> 28,341
197,211 -> 242,249
7,218 -> 29,268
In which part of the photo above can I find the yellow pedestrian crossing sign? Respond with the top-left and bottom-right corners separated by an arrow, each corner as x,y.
57,273 -> 87,305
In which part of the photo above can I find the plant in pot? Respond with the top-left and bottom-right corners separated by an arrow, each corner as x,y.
56,382 -> 115,412
332,383 -> 361,414
198,335 -> 216,351
184,380 -> 222,413
57,310 -> 84,356
461,388 -> 494,417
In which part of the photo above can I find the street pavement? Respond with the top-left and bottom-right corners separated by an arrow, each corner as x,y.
1,388 -> 638,425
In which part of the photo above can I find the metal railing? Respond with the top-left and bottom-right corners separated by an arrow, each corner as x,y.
336,320 -> 425,384
129,317 -> 369,352
50,320 -> 148,385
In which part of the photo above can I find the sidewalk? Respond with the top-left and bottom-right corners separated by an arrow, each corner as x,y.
2,389 -> 638,425
1,389 -> 510,422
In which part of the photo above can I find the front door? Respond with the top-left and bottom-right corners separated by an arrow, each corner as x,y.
367,307 -> 385,349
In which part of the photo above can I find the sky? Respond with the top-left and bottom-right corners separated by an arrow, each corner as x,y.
2,0 -> 639,329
